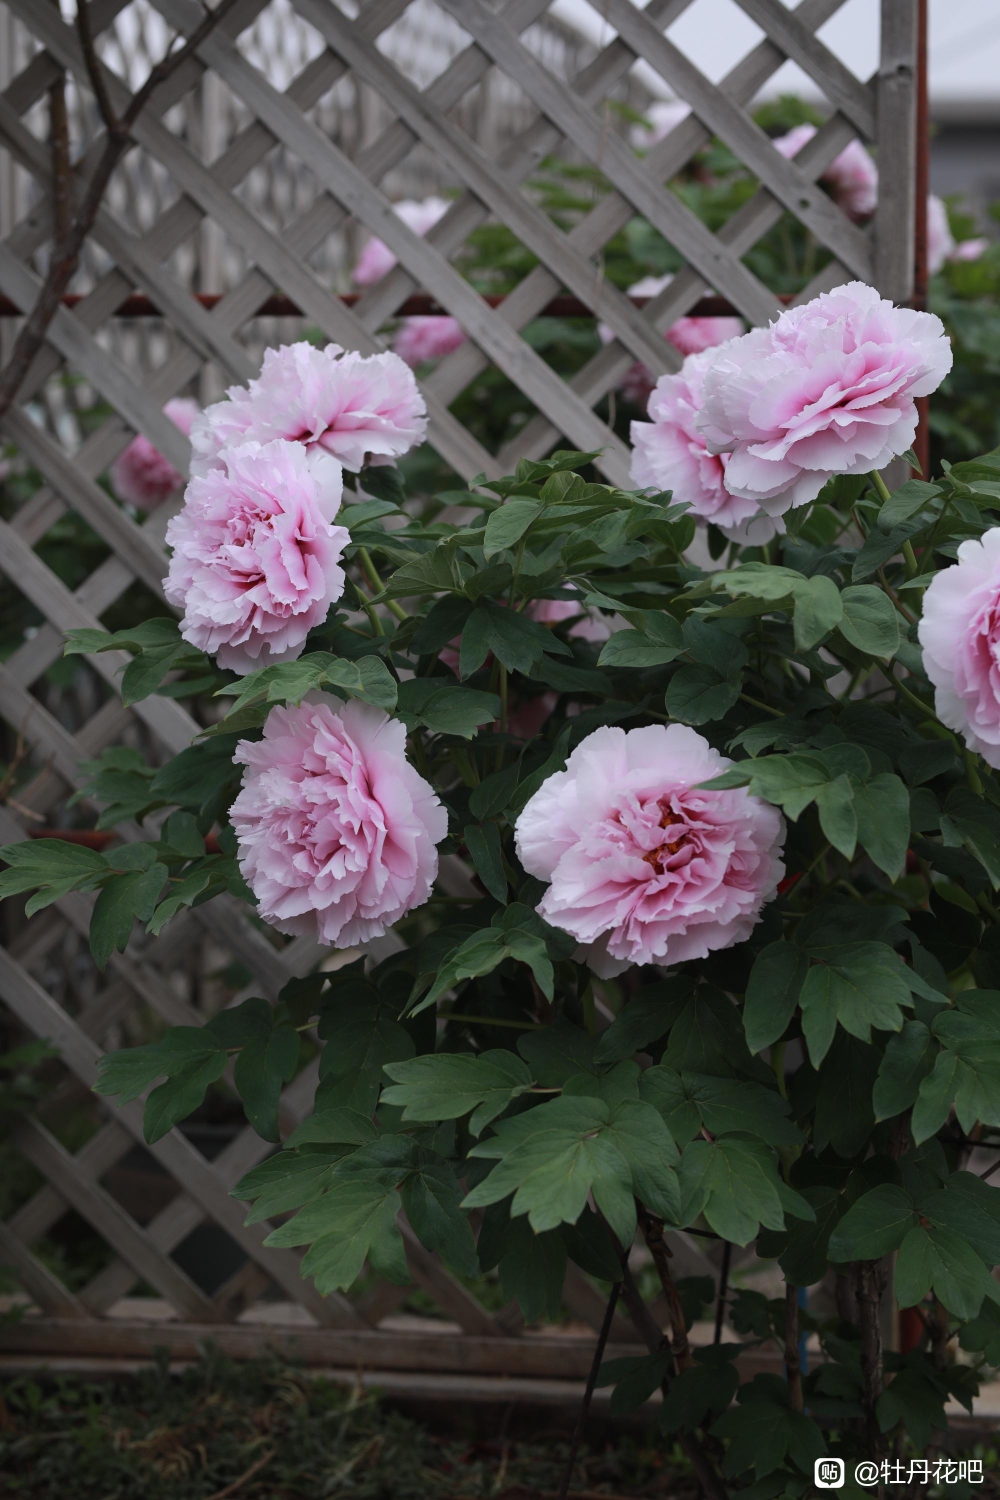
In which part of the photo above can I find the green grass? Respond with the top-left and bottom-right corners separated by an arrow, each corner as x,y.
0,1347 -> 688,1499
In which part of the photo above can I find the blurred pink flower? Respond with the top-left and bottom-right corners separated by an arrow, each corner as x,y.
773,123 -> 878,221
629,100 -> 691,149
599,275 -> 743,406
919,527 -> 1000,768
190,342 -> 427,474
515,723 -> 785,977
951,236 -> 990,262
164,439 -> 347,675
231,698 -> 447,947
927,194 -> 956,274
109,397 -> 199,510
694,281 -> 952,517
352,197 -> 451,287
393,315 -> 466,367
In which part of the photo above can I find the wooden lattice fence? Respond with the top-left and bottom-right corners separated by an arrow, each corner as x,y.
0,0 -> 917,1388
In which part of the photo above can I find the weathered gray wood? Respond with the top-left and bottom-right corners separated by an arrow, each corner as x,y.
589,0 -> 873,281
875,0 -> 917,302
732,0 -> 875,137
0,1221 -> 92,1320
433,0 -> 781,324
0,944 -> 356,1327
16,1117 -> 223,1322
427,0 -> 851,413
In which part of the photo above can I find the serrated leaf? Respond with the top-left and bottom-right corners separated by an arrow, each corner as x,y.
381,1051 -> 532,1133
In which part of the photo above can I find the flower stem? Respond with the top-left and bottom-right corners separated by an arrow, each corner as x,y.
357,546 -> 408,623
868,468 -> 892,505
438,1011 -> 544,1030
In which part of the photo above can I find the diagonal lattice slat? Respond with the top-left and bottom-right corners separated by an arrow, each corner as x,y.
0,0 -> 916,1378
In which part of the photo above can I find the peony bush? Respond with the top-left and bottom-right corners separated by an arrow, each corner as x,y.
8,282 -> 1000,1492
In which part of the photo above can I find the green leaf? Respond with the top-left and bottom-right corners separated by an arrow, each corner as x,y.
0,838 -> 109,913
876,479 -> 942,532
852,773 -> 910,880
269,1179 -> 408,1293
593,992 -> 673,1065
711,1378 -> 826,1479
598,625 -> 683,668
793,573 -> 843,651
464,1096 -> 637,1244
919,1171 -> 1000,1266
496,1215 -> 568,1323
641,1067 -> 799,1147
596,1351 -> 673,1417
216,652 -> 397,717
895,1223 -> 996,1320
940,788 -> 1000,889
317,992 -> 415,1113
744,942 -> 808,1053
464,822 -> 507,903
231,1150 -> 346,1224
482,499 -> 542,558
402,1154 -> 479,1278
703,753 -> 832,820
814,774 -> 858,858
143,1051 -> 228,1144
828,1184 -> 918,1261
838,584 -> 900,658
800,942 -> 915,1066
395,680 -> 500,738
666,665 -> 741,725
283,1108 -> 379,1149
381,1051 -> 532,1134
873,1021 -> 936,1121
90,863 -> 168,969
678,1137 -> 813,1246
468,761 -> 522,821
659,1350 -> 740,1434
233,1025 -> 300,1142
518,1017 -> 599,1086
382,543 -> 469,601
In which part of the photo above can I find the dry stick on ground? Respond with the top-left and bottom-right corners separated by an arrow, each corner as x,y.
614,1248 -> 728,1500
0,0 -> 242,423
784,1280 -> 803,1413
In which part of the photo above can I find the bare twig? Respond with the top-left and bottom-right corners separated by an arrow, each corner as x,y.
0,0 -> 241,424
556,1281 -> 621,1500
204,1447 -> 275,1499
713,1241 -> 731,1344
856,1259 -> 887,1462
784,1281 -> 803,1413
613,1241 -> 728,1500
48,63 -> 73,250
75,0 -> 119,137
637,1206 -> 692,1370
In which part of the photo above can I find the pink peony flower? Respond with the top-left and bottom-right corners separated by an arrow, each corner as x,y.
164,439 -> 348,675
599,275 -> 743,405
515,723 -> 785,977
352,197 -> 451,287
190,342 -> 427,475
109,397 -> 199,509
393,315 -> 466,367
629,100 -> 691,149
918,528 -> 1000,768
773,123 -> 878,221
231,698 -> 447,947
694,281 -> 952,517
631,348 -> 766,536
951,236 -> 990,263
927,195 -> 956,275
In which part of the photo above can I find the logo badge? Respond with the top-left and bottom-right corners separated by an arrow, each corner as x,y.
815,1458 -> 846,1488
